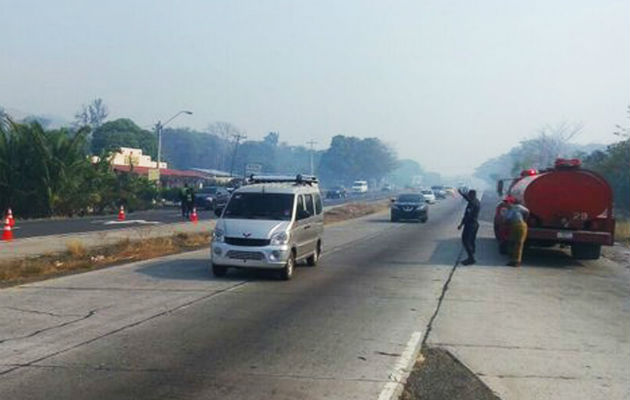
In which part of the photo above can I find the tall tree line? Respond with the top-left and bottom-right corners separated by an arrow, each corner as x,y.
0,119 -> 157,218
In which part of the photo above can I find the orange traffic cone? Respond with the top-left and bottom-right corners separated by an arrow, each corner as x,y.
6,208 -> 15,228
2,218 -> 13,241
190,207 -> 198,224
117,205 -> 126,221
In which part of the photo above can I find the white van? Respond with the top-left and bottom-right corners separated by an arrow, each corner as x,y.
211,175 -> 324,280
351,180 -> 368,194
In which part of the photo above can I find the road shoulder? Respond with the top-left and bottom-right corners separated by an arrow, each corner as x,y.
426,219 -> 630,400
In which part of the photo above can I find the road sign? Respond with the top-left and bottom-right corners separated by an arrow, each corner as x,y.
245,163 -> 263,176
148,169 -> 160,181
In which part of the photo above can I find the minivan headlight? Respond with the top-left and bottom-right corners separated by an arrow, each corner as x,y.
270,231 -> 289,246
213,228 -> 225,243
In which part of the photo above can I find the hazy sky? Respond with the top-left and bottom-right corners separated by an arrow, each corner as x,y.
1,0 -> 628,175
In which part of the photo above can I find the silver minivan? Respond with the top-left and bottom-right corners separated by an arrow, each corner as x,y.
211,175 -> 324,280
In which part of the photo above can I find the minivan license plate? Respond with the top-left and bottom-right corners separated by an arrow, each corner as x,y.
557,232 -> 573,240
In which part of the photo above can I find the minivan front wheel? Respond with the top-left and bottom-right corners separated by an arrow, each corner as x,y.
307,242 -> 321,267
280,252 -> 295,280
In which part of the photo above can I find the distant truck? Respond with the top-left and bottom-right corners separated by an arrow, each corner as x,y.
351,180 -> 369,194
494,158 -> 615,260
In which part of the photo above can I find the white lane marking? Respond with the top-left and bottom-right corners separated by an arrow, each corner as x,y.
103,220 -> 161,225
377,330 -> 423,400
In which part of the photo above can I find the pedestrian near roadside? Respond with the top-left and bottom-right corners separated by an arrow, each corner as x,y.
180,184 -> 189,218
185,184 -> 195,218
457,188 -> 480,265
505,198 -> 529,267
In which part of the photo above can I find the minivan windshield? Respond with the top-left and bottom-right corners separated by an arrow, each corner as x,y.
223,193 -> 294,220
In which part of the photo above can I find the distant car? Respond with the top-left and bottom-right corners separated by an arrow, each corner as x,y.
444,187 -> 456,196
351,180 -> 369,194
390,193 -> 428,222
195,186 -> 230,210
326,186 -> 348,199
430,185 -> 446,199
381,184 -> 393,192
421,189 -> 436,204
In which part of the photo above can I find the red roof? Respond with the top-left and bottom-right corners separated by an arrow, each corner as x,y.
113,165 -> 207,178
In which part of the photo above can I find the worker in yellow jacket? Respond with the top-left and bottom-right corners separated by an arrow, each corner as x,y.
505,199 -> 529,267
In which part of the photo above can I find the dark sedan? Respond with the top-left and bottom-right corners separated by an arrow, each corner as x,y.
390,193 -> 428,222
195,186 -> 230,210
326,186 -> 348,199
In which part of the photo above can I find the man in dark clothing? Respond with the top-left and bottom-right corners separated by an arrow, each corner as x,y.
180,184 -> 190,218
457,189 -> 480,265
185,184 -> 195,218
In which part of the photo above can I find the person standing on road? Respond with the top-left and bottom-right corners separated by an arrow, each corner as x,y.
180,184 -> 190,218
185,184 -> 195,218
505,198 -> 529,267
457,189 -> 480,265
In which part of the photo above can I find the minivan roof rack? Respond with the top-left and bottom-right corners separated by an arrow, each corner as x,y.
247,174 -> 319,185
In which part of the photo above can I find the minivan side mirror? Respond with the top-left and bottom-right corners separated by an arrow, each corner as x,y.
214,207 -> 224,217
390,197 -> 396,203
497,180 -> 504,196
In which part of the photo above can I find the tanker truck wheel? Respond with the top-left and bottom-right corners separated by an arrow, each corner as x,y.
571,243 -> 601,260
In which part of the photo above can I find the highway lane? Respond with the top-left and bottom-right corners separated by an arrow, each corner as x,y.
8,192 -> 393,240
0,197 -> 462,399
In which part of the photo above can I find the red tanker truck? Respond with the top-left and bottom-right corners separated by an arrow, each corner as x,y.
494,158 -> 615,260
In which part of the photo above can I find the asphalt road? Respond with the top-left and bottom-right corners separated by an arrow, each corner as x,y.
0,197 -> 461,399
2,194 -> 628,400
10,192 -> 391,239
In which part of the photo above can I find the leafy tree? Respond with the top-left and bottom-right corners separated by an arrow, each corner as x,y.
318,135 -> 397,185
0,117 -> 157,218
387,159 -> 424,187
74,98 -> 109,128
91,118 -> 156,158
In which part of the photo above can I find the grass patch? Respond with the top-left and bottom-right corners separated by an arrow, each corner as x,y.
324,201 -> 389,225
0,232 -> 211,287
615,219 -> 630,246
66,239 -> 86,257
0,201 -> 388,286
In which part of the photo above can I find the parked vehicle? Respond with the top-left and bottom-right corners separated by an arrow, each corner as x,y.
390,193 -> 428,222
195,186 -> 230,210
326,185 -> 348,199
421,189 -> 436,204
381,184 -> 393,192
211,175 -> 324,280
494,158 -> 615,260
443,186 -> 456,196
351,180 -> 369,194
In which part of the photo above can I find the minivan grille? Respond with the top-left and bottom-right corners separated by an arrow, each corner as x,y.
225,237 -> 271,246
226,250 -> 265,260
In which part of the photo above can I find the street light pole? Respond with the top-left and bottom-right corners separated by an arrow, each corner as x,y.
307,140 -> 317,175
229,132 -> 247,177
155,110 -> 193,171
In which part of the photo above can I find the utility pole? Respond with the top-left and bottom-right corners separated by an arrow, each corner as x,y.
229,133 -> 247,177
307,140 -> 317,175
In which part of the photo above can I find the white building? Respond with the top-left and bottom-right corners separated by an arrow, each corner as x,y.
110,147 -> 167,169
